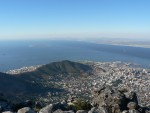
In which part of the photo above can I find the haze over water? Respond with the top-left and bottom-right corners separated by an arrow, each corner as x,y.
0,40 -> 150,72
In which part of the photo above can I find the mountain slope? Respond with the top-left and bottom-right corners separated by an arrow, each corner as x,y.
0,72 -> 35,101
18,60 -> 92,81
0,72 -> 34,94
0,72 -> 62,102
38,60 -> 91,74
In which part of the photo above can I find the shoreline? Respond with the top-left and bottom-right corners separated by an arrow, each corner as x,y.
6,65 -> 42,75
5,61 -> 144,75
94,42 -> 150,49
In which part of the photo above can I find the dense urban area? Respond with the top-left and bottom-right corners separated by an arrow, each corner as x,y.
6,61 -> 150,108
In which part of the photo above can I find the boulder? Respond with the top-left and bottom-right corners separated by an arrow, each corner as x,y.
145,110 -> 150,113
53,109 -> 74,113
122,110 -> 128,113
76,110 -> 88,113
127,102 -> 137,110
39,104 -> 53,113
61,100 -> 67,105
128,109 -> 140,113
66,110 -> 75,113
17,107 -> 35,113
53,109 -> 64,113
2,111 -> 14,113
39,102 -> 74,113
88,107 -> 106,113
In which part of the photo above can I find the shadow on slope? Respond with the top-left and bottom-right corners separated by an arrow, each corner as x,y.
18,60 -> 92,81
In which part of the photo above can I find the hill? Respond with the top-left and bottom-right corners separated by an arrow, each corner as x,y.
0,60 -> 92,102
18,60 -> 92,81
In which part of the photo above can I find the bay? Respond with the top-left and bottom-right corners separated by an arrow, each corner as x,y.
0,40 -> 150,72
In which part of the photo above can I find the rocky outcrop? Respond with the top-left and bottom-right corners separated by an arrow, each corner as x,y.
2,111 -> 14,113
88,107 -> 102,113
76,110 -> 88,113
37,87 -> 150,113
53,109 -> 74,113
39,102 -> 76,113
92,86 -> 149,113
17,107 -> 35,113
39,104 -> 53,113
127,102 -> 140,113
1,85 -> 149,113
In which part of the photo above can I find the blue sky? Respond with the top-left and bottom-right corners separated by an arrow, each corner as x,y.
0,0 -> 150,40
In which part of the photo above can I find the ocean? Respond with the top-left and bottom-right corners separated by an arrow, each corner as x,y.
0,40 -> 150,72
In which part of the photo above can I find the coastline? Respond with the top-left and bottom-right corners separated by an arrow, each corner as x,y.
5,61 -> 143,75
94,42 -> 150,49
6,65 -> 42,75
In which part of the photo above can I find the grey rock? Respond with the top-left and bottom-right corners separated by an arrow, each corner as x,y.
53,109 -> 64,113
17,107 -> 35,113
65,110 -> 75,113
122,110 -> 128,113
39,104 -> 53,113
88,107 -> 105,113
92,86 -> 139,113
53,109 -> 74,113
76,110 -> 88,113
2,111 -> 14,113
61,100 -> 67,105
127,102 -> 137,110
128,109 -> 140,113
112,104 -> 121,113
145,110 -> 150,113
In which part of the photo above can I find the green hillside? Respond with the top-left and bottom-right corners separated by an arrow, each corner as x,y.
18,60 -> 92,81
0,60 -> 92,102
38,60 -> 91,74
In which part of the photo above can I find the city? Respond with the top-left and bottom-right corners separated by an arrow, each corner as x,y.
7,61 -> 150,107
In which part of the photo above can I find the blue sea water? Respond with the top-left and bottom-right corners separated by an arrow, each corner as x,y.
0,40 -> 150,72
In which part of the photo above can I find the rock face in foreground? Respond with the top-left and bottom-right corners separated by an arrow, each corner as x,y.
2,111 -> 14,113
17,107 -> 35,113
38,103 -> 75,113
92,86 -> 149,113
1,86 -> 149,113
39,104 -> 53,113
